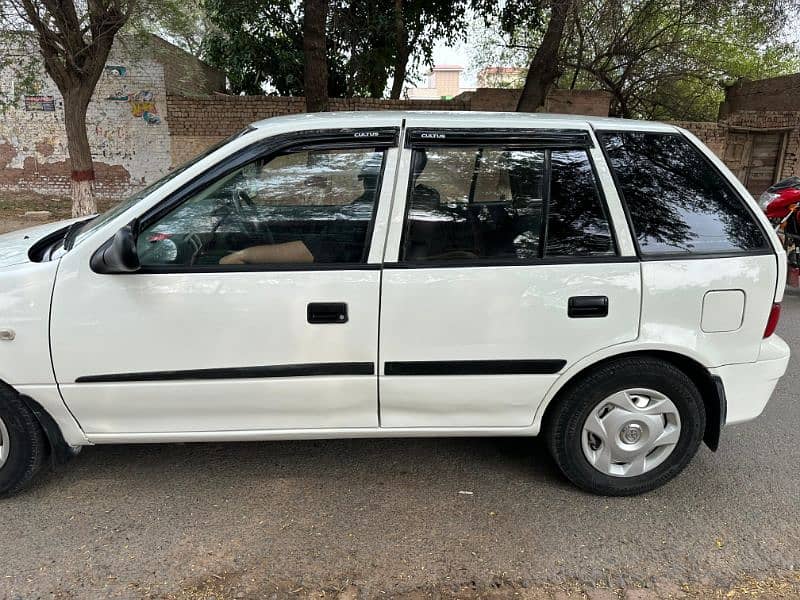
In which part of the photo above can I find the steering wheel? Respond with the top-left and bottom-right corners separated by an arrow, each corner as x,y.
236,190 -> 274,244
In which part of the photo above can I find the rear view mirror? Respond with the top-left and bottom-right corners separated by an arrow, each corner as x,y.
90,225 -> 140,274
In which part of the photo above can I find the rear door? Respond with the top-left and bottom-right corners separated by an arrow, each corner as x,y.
378,126 -> 642,428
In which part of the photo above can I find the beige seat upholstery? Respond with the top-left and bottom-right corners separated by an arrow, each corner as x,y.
219,241 -> 314,265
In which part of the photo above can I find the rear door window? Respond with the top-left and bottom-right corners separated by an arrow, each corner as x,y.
598,131 -> 768,255
401,145 -> 615,262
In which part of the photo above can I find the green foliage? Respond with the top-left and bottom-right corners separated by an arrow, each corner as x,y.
564,0 -> 800,120
202,0 -> 469,97
203,0 -> 308,95
471,0 -> 800,120
130,0 -> 209,57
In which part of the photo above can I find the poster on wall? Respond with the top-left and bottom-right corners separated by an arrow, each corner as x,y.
24,95 -> 56,111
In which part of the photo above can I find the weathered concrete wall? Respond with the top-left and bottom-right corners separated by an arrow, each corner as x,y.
0,54 -> 170,198
0,35 -> 225,198
719,75 -> 800,117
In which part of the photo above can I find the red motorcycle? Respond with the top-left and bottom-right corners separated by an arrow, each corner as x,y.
759,176 -> 800,287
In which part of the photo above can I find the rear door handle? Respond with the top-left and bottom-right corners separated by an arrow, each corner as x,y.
568,296 -> 608,318
307,302 -> 348,324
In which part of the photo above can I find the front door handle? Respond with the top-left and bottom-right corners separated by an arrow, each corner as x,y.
307,302 -> 348,324
568,296 -> 608,318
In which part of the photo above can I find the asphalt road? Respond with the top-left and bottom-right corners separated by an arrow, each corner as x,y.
2,297 -> 800,599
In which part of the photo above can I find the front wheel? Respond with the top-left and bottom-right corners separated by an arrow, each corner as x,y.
0,386 -> 47,498
545,358 -> 705,496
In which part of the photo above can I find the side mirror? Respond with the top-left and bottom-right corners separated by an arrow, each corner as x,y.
90,225 -> 140,274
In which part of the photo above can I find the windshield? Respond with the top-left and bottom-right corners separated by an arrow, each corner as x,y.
66,128 -> 255,250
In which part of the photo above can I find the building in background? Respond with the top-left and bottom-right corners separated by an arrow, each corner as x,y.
406,65 -> 475,100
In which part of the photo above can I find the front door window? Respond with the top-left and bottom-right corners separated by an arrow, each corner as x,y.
137,148 -> 386,267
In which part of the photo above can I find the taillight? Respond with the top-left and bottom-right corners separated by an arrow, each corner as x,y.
764,303 -> 781,338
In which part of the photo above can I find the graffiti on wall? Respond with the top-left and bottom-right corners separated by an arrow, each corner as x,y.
105,65 -> 127,77
129,90 -> 161,125
105,88 -> 161,125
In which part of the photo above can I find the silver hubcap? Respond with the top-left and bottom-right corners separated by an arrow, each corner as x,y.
581,388 -> 681,478
0,417 -> 9,469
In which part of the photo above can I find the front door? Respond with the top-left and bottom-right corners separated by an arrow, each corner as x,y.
378,126 -> 641,428
51,129 -> 399,436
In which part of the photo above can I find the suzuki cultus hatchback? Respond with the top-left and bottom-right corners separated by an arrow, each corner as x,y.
0,112 -> 789,497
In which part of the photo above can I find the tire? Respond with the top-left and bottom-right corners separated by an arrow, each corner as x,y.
545,357 -> 705,496
0,385 -> 47,498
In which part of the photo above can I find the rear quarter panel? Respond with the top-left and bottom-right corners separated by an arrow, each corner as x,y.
639,255 -> 777,366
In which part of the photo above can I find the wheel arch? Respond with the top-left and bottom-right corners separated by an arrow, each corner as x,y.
537,349 -> 725,451
17,393 -> 81,467
0,376 -> 83,467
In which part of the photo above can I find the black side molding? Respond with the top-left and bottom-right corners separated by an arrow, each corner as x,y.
384,359 -> 566,376
76,362 -> 375,383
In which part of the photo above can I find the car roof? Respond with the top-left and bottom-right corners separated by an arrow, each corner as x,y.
250,110 -> 680,133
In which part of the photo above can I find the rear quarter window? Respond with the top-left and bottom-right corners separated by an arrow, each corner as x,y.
598,131 -> 769,255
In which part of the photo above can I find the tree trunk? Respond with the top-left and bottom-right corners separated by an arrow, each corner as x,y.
303,0 -> 329,112
389,0 -> 408,99
63,89 -> 97,216
516,0 -> 574,112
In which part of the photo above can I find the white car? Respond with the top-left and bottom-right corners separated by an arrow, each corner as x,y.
0,112 -> 789,497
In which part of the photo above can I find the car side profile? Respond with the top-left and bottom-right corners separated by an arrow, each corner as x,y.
0,111 -> 789,497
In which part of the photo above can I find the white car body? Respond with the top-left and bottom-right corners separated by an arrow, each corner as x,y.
0,112 -> 789,480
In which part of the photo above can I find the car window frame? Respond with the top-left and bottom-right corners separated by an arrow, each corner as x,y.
394,130 -> 623,268
92,127 -> 399,274
594,129 -> 773,261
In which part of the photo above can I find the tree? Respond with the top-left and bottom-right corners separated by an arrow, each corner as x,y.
1,0 -> 138,216
560,0 -> 800,119
515,0 -> 573,111
471,0 -> 800,120
470,0 -> 573,111
203,0 -> 469,100
139,0 -> 208,57
387,0 -> 468,98
203,0 -> 344,96
304,0 -> 329,111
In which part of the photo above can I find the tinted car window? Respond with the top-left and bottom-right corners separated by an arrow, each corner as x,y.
547,150 -> 614,256
599,131 -> 768,255
402,147 -> 544,261
401,145 -> 613,262
138,148 -> 384,267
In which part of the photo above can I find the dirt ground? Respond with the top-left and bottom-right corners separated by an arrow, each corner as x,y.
0,191 -> 115,233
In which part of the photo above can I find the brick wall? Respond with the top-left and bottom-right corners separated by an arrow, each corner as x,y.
453,88 -> 611,116
719,75 -> 800,116
670,121 -> 728,157
167,95 -> 468,165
